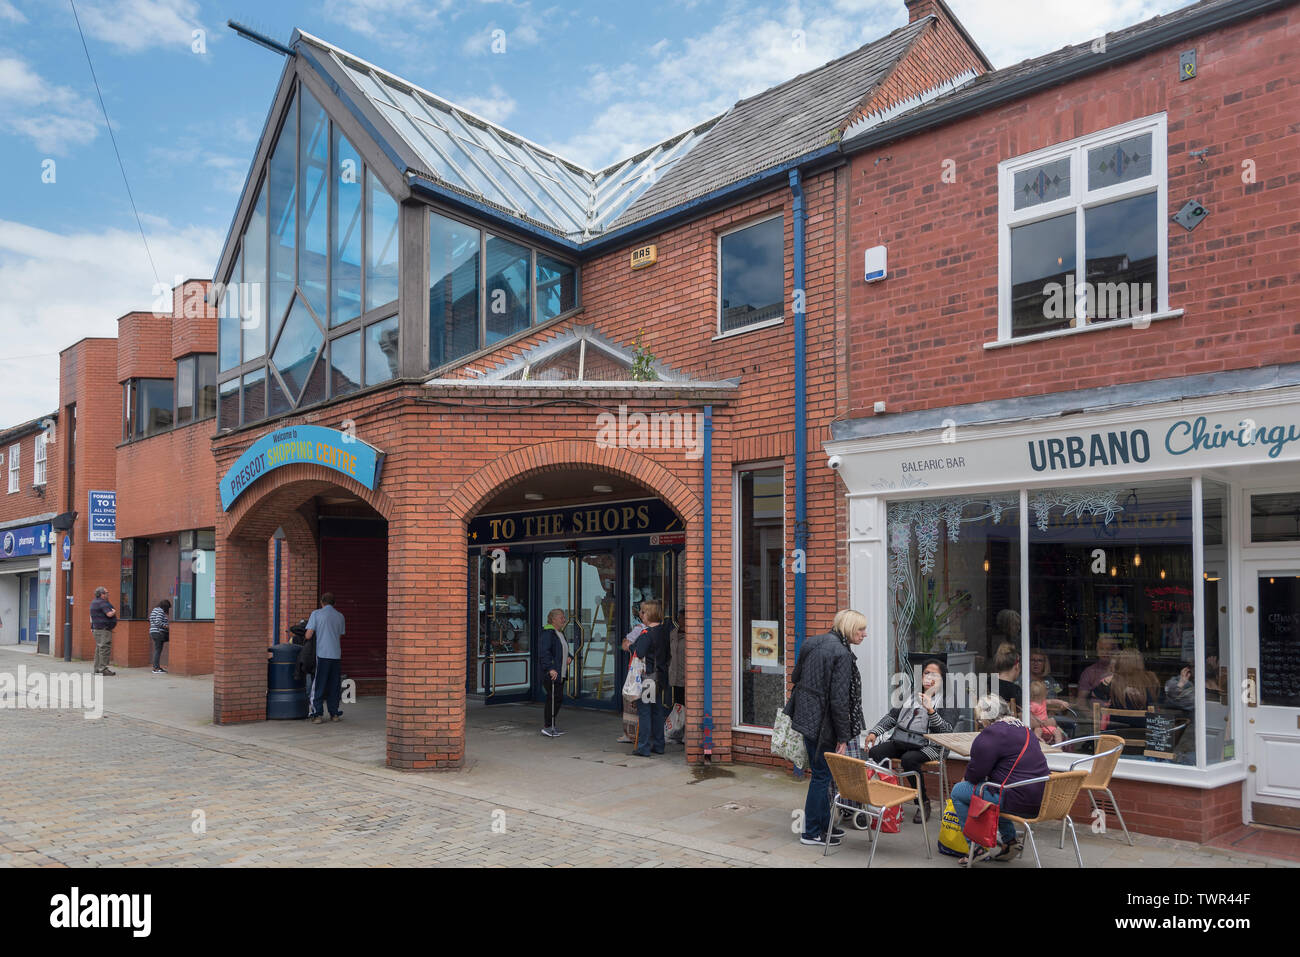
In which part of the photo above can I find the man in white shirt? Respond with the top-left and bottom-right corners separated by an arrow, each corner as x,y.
306,593 -> 346,724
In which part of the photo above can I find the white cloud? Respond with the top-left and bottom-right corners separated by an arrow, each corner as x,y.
454,85 -> 518,125
321,0 -> 455,45
0,55 -> 99,154
75,0 -> 206,55
0,1 -> 26,24
0,218 -> 224,424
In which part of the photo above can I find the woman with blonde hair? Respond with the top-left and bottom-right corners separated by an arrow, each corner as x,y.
1091,647 -> 1160,733
784,609 -> 866,847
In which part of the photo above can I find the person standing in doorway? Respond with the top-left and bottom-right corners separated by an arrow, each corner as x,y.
89,586 -> 118,676
631,600 -> 671,757
666,607 -> 687,744
306,593 -> 346,724
149,599 -> 171,674
539,608 -> 570,737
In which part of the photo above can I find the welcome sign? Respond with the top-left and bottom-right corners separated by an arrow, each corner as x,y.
829,392 -> 1300,494
221,425 -> 385,511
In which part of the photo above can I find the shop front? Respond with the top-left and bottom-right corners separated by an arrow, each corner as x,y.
0,522 -> 54,650
469,495 -> 685,709
827,377 -> 1300,840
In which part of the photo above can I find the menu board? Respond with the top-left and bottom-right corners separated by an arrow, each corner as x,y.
1144,712 -> 1178,760
1259,577 -> 1300,708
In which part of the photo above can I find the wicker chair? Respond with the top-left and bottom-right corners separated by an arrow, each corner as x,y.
824,753 -> 932,867
1055,734 -> 1132,846
976,769 -> 1089,867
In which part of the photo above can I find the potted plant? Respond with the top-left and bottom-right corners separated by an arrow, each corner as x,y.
908,581 -> 970,658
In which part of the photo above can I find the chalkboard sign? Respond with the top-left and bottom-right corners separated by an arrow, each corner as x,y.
1144,711 -> 1178,760
1259,578 -> 1300,708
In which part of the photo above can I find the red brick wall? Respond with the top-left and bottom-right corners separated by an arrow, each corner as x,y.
171,279 -> 218,360
116,422 -> 216,538
845,5 -> 1300,417
0,423 -> 57,525
54,339 -> 123,662
116,312 -> 174,383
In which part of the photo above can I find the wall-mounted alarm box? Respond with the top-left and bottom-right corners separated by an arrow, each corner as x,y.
864,245 -> 887,282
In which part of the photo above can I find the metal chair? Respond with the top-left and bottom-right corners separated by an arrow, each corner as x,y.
824,753 -> 932,867
976,769 -> 1089,868
1055,734 -> 1132,846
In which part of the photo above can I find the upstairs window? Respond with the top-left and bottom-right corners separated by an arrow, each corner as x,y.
1000,115 -> 1167,340
7,443 -> 17,493
34,432 -> 47,486
719,214 -> 784,335
175,355 -> 218,426
123,379 -> 174,441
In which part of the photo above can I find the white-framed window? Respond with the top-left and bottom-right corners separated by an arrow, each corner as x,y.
7,443 -> 18,493
33,432 -> 47,486
998,114 -> 1168,341
733,461 -> 786,731
718,213 -> 784,336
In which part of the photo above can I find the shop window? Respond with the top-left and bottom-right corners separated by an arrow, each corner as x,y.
484,235 -> 530,345
243,184 -> 268,361
123,379 -> 174,440
1201,481 -> 1233,764
719,215 -> 783,335
1000,115 -> 1166,339
268,92 -> 297,333
429,212 -> 480,369
36,568 -> 50,634
536,253 -> 576,323
736,465 -> 785,728
178,529 -> 216,620
364,316 -> 399,386
331,127 -> 363,328
175,354 -> 216,427
329,331 -> 361,398
176,357 -> 195,426
1249,492 -> 1300,543
888,494 -> 1021,729
120,538 -> 149,619
217,379 -> 239,431
6,443 -> 17,493
299,87 -> 329,324
34,432 -> 47,486
365,169 -> 399,311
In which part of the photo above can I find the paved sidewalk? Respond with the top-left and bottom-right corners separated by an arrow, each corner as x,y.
0,649 -> 1290,868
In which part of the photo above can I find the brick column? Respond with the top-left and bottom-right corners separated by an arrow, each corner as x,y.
214,534 -> 269,723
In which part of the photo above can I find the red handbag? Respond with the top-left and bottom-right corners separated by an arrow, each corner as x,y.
963,728 -> 1032,849
865,763 -> 903,833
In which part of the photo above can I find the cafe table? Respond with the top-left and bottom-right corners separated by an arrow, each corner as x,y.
924,731 -> 1061,803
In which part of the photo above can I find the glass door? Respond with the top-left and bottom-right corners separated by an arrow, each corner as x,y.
540,551 -> 619,708
475,551 -> 533,704
1244,562 -> 1300,820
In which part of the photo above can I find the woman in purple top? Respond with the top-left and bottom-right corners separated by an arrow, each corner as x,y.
950,693 -> 1049,864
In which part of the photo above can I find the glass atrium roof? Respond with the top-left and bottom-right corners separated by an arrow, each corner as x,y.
298,32 -> 717,242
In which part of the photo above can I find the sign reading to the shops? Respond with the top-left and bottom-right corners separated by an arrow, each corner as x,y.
1,522 -> 53,559
220,425 -> 385,511
87,491 -> 117,542
468,498 -> 680,548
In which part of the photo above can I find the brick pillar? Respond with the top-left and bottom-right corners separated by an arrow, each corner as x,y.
214,534 -> 270,724
386,512 -> 466,769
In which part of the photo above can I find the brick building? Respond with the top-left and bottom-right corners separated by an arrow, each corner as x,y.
0,413 -> 59,652
825,0 -> 1300,839
208,3 -> 990,768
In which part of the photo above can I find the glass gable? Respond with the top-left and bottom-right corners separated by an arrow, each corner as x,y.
268,93 -> 298,331
273,296 -> 324,402
299,87 -> 330,324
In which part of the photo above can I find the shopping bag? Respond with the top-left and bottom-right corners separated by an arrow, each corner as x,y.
865,763 -> 903,833
622,655 -> 644,698
937,799 -> 970,858
665,703 -> 686,737
770,708 -> 808,768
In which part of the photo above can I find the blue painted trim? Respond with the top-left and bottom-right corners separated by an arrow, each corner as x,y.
789,169 -> 808,661
702,404 -> 714,758
273,537 -> 282,645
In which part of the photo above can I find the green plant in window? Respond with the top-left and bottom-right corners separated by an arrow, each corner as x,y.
629,329 -> 659,382
908,581 -> 970,654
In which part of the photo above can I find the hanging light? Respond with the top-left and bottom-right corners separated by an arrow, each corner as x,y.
1160,569 -> 1166,580
1110,566 -> 1117,577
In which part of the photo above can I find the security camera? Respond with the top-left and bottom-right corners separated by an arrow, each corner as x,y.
827,454 -> 843,471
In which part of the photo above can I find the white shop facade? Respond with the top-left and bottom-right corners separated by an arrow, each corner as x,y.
826,374 -> 1300,837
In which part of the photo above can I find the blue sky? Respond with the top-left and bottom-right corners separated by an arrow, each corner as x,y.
0,0 -> 1189,423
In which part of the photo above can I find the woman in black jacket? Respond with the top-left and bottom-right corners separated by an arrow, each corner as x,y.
631,600 -> 671,756
786,609 -> 866,847
865,657 -> 956,822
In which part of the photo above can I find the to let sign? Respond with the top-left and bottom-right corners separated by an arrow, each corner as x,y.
87,491 -> 117,542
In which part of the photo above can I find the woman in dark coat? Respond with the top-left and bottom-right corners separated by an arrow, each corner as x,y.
630,600 -> 671,756
785,609 -> 866,847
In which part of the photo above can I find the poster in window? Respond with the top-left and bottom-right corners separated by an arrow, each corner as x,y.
751,620 -> 781,673
1097,592 -> 1131,640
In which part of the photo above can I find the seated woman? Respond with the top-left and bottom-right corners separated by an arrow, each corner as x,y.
950,694 -> 1048,864
864,658 -> 956,823
1090,647 -> 1160,732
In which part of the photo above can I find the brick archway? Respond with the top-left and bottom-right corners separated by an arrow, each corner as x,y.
224,463 -> 395,541
447,441 -> 702,527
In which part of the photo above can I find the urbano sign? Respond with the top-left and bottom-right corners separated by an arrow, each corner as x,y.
220,425 -> 385,511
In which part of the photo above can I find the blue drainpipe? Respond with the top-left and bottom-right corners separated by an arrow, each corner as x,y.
789,169 -> 808,660
702,404 -> 714,760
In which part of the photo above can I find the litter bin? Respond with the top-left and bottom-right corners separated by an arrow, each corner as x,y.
267,643 -> 308,719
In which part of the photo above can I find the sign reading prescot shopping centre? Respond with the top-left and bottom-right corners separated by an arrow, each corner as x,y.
220,425 -> 385,511
834,394 -> 1300,493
